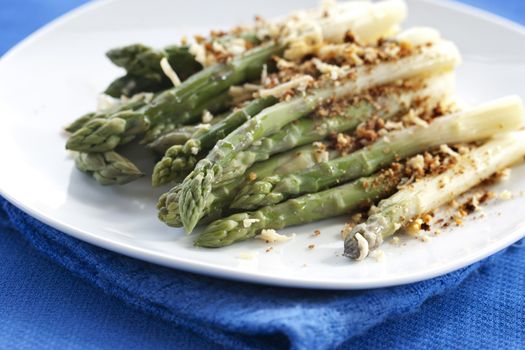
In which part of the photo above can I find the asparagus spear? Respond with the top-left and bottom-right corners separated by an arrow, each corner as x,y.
67,0 -> 409,153
233,96 -> 524,209
104,45 -> 204,97
64,92 -> 154,134
157,143 -> 338,227
106,45 -> 202,81
344,129 -> 525,260
66,43 -> 282,153
152,96 -> 278,186
166,72 -> 449,216
147,116 -> 228,154
179,40 -> 461,232
104,31 -> 264,96
220,72 -> 453,183
66,88 -> 233,152
104,74 -> 172,99
196,167 -> 402,248
74,151 -> 144,185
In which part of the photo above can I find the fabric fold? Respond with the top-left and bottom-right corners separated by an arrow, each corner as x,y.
0,197 -> 512,349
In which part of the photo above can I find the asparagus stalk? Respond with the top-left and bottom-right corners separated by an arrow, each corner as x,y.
66,43 -> 282,153
179,40 -> 461,232
152,96 -> 278,186
74,151 -> 144,185
196,167 -> 402,248
64,92 -> 154,133
104,74 -> 171,99
344,130 -> 525,260
157,143 -> 338,227
104,45 -> 204,97
66,88 -> 233,152
147,116 -> 228,154
66,0 -> 409,154
233,96 -> 524,209
221,72 -> 454,183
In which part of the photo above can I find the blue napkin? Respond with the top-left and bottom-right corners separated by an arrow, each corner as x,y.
2,197 -> 524,349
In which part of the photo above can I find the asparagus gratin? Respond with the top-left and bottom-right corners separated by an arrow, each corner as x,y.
64,0 -> 525,261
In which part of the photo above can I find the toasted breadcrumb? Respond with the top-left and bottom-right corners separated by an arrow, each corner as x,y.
406,218 -> 423,236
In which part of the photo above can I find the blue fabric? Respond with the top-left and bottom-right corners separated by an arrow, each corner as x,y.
1,1 -> 525,349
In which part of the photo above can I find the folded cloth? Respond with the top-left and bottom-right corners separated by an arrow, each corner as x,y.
2,197 -> 522,350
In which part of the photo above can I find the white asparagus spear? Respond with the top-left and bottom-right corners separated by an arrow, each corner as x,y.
344,126 -> 525,260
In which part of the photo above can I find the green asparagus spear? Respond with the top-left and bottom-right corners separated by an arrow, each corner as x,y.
143,111 -> 230,150
104,74 -> 172,98
232,96 -> 524,209
178,40 -> 461,232
64,92 -> 153,134
344,129 -> 525,260
195,167 -> 402,248
74,151 -> 144,185
66,43 -> 283,153
65,112 -> 98,133
152,96 -> 278,186
66,89 -> 232,153
172,77 -> 429,220
105,45 -> 202,89
104,45 -> 208,97
157,143 -> 338,227
147,124 -> 217,154
217,78 -> 438,184
104,34 -> 262,97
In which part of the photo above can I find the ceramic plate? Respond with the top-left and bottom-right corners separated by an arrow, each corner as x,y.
1,0 -> 525,289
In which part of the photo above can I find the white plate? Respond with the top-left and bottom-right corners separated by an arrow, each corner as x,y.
1,0 -> 525,290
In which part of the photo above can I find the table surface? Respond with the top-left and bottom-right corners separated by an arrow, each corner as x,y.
1,1 -> 525,349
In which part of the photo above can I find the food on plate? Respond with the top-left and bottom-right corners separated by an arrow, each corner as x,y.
62,0 -> 525,260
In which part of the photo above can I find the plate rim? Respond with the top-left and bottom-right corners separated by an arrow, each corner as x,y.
1,0 -> 525,290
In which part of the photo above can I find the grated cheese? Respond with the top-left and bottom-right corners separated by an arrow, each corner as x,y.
237,252 -> 258,260
257,229 -> 296,243
499,190 -> 512,200
261,64 -> 269,85
189,42 -> 208,66
243,218 -> 260,228
312,58 -> 347,80
160,57 -> 182,87
407,154 -> 425,173
201,110 -> 214,123
439,144 -> 459,159
403,109 -> 429,128
259,75 -> 314,98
